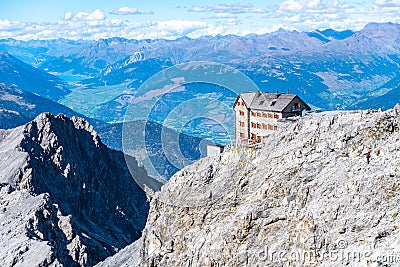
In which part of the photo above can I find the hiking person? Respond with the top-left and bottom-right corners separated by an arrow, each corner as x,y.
365,151 -> 371,164
375,149 -> 380,156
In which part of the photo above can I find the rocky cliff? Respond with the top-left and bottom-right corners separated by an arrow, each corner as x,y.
139,105 -> 400,266
95,238 -> 141,267
0,113 -> 149,266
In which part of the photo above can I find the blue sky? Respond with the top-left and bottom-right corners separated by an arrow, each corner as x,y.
0,0 -> 399,40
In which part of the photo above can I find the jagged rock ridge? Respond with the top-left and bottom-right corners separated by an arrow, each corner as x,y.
0,113 -> 149,266
139,105 -> 400,266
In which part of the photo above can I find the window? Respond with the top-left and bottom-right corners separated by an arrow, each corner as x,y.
274,114 -> 280,119
251,112 -> 256,116
240,132 -> 245,138
263,113 -> 268,118
268,113 -> 273,118
241,121 -> 245,127
263,124 -> 268,130
269,125 -> 274,130
257,123 -> 261,129
239,111 -> 244,116
274,125 -> 278,130
257,112 -> 261,117
242,102 -> 245,106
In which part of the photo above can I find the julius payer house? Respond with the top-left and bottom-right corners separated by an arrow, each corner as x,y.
233,91 -> 311,145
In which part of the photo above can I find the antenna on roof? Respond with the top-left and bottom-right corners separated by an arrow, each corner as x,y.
288,88 -> 290,94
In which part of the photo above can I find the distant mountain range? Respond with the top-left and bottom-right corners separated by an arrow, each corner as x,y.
0,30 -> 335,75
1,23 -> 398,115
242,22 -> 400,110
0,22 -> 399,180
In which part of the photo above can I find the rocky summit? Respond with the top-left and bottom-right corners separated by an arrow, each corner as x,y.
139,105 -> 400,266
0,113 -> 149,266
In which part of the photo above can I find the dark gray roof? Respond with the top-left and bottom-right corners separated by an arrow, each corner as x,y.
238,92 -> 302,112
239,92 -> 256,107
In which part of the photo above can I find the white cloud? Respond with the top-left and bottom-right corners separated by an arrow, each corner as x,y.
214,3 -> 252,13
272,0 -> 383,31
278,0 -> 329,13
374,0 -> 400,7
372,0 -> 400,13
203,13 -> 238,20
110,7 -> 154,15
189,3 -> 268,14
225,18 -> 238,25
2,1 -> 400,41
278,0 -> 354,14
0,19 -> 210,40
189,6 -> 213,12
64,9 -> 105,21
156,20 -> 208,36
270,0 -> 400,32
64,12 -> 72,20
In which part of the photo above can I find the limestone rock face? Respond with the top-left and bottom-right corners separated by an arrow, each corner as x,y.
140,108 -> 400,266
94,238 -> 142,267
0,113 -> 149,266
